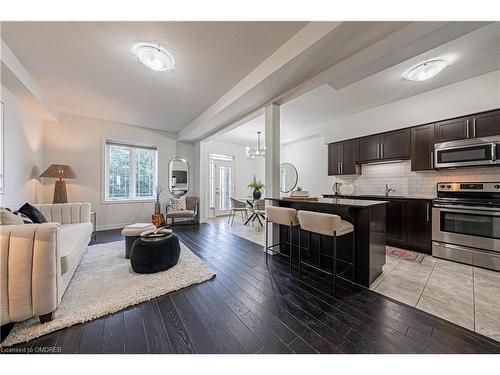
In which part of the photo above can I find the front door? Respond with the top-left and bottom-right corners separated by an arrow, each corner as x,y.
214,160 -> 235,216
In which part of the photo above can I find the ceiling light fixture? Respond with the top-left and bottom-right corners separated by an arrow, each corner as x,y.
245,131 -> 266,158
405,59 -> 447,82
132,41 -> 175,72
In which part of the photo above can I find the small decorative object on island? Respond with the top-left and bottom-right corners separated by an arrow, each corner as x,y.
39,164 -> 78,203
248,175 -> 264,199
155,185 -> 163,214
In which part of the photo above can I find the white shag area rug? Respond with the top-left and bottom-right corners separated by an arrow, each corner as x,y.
1,240 -> 215,347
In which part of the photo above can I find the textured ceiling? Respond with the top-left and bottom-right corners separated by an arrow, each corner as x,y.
0,21 -> 306,132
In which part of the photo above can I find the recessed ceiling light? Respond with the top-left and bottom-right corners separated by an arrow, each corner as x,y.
405,59 -> 447,82
132,42 -> 175,72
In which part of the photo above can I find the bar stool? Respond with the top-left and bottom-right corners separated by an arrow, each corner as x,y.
296,210 -> 355,293
264,206 -> 299,274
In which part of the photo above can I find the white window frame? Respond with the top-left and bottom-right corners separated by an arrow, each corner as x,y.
103,139 -> 158,204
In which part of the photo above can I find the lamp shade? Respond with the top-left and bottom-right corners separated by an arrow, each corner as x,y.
40,164 -> 78,180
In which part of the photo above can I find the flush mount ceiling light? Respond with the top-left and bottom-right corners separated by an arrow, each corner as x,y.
405,59 -> 447,82
245,131 -> 266,158
132,42 -> 175,72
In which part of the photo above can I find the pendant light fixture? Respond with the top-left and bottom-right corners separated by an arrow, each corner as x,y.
245,131 -> 266,158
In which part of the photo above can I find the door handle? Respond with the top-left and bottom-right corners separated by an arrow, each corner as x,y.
381,143 -> 384,158
426,203 -> 430,223
466,119 -> 470,138
340,162 -> 343,175
473,118 -> 477,138
430,151 -> 434,169
337,161 -> 340,175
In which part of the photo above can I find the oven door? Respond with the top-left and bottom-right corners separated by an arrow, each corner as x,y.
434,142 -> 495,168
432,206 -> 500,253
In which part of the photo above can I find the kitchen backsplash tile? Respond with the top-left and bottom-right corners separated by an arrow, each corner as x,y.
336,160 -> 500,197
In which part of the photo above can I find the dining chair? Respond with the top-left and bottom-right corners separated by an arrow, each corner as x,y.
228,197 -> 249,226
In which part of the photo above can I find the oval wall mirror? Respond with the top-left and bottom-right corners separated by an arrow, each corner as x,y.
168,157 -> 189,196
280,162 -> 298,193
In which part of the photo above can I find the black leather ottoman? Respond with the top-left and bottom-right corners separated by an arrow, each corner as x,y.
130,234 -> 181,274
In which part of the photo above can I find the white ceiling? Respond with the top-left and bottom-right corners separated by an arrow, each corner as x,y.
0,21 -> 306,132
217,23 -> 500,145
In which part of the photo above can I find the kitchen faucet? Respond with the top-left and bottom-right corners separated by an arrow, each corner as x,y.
385,184 -> 396,197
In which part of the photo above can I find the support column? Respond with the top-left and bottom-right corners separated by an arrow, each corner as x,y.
265,103 -> 280,248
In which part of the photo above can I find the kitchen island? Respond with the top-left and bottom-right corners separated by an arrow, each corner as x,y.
266,197 -> 387,287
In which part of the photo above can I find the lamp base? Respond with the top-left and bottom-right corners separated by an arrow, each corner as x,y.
53,180 -> 68,203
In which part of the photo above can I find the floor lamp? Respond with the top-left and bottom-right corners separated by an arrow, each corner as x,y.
40,164 -> 78,203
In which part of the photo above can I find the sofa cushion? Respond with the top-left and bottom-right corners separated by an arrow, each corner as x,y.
58,223 -> 92,274
18,203 -> 47,223
0,208 -> 24,225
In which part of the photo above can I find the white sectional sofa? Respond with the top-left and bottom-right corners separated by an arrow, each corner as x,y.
0,203 -> 92,325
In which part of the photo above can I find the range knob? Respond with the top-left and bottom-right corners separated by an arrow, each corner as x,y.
439,184 -> 446,189
446,185 -> 452,189
495,184 -> 500,189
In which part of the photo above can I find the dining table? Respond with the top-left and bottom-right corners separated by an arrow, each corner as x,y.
234,197 -> 265,227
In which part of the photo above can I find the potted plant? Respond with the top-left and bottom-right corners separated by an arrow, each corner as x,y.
248,175 -> 264,199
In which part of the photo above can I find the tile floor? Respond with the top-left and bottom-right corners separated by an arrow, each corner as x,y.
370,252 -> 500,342
207,216 -> 500,342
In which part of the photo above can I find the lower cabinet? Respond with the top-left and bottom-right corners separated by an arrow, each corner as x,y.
385,199 -> 432,254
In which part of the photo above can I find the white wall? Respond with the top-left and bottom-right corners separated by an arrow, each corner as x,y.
0,85 -> 44,208
323,71 -> 500,143
43,114 -> 182,230
281,135 -> 334,197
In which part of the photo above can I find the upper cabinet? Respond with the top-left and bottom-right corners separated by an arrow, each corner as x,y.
328,139 -> 359,176
380,129 -> 411,160
473,109 -> 500,138
327,108 -> 500,175
357,129 -> 410,163
434,116 -> 469,143
411,123 -> 435,171
357,135 -> 380,162
434,109 -> 500,143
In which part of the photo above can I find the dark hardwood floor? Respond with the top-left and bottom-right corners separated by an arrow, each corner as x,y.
3,223 -> 500,354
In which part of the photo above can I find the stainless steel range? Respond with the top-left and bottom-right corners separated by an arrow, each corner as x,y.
432,182 -> 500,271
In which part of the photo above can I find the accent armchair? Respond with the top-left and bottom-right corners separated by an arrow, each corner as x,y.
165,196 -> 199,227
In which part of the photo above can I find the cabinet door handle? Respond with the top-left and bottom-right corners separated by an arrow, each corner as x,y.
377,144 -> 381,158
473,118 -> 477,138
426,203 -> 430,222
381,143 -> 384,158
466,119 -> 470,138
340,162 -> 343,175
430,151 -> 434,169
337,162 -> 340,175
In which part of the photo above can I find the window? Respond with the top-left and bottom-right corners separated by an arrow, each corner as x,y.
104,140 -> 157,201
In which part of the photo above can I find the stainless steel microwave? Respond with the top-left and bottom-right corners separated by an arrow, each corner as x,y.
434,135 -> 500,169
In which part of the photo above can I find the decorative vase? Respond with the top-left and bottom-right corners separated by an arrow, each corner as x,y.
154,201 -> 161,214
253,189 -> 262,199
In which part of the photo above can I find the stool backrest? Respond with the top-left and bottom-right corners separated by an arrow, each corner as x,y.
265,206 -> 299,226
297,210 -> 341,237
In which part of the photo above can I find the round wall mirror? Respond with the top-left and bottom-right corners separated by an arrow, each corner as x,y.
168,157 -> 189,197
280,162 -> 298,193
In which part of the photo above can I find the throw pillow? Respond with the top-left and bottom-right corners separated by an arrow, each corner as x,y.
170,196 -> 187,211
0,208 -> 24,225
17,203 -> 47,223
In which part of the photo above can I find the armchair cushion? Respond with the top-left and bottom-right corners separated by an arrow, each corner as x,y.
165,210 -> 195,218
18,203 -> 47,223
169,196 -> 187,211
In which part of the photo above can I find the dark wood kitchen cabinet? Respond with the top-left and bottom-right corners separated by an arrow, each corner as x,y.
411,123 -> 435,171
472,109 -> 500,138
406,200 -> 432,254
386,200 -> 407,248
434,116 -> 469,143
357,134 -> 380,162
328,140 -> 359,176
381,129 -> 411,160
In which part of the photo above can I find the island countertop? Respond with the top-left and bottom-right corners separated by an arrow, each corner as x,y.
266,197 -> 388,207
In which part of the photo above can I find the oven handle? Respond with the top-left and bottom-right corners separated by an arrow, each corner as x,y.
433,205 -> 500,215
